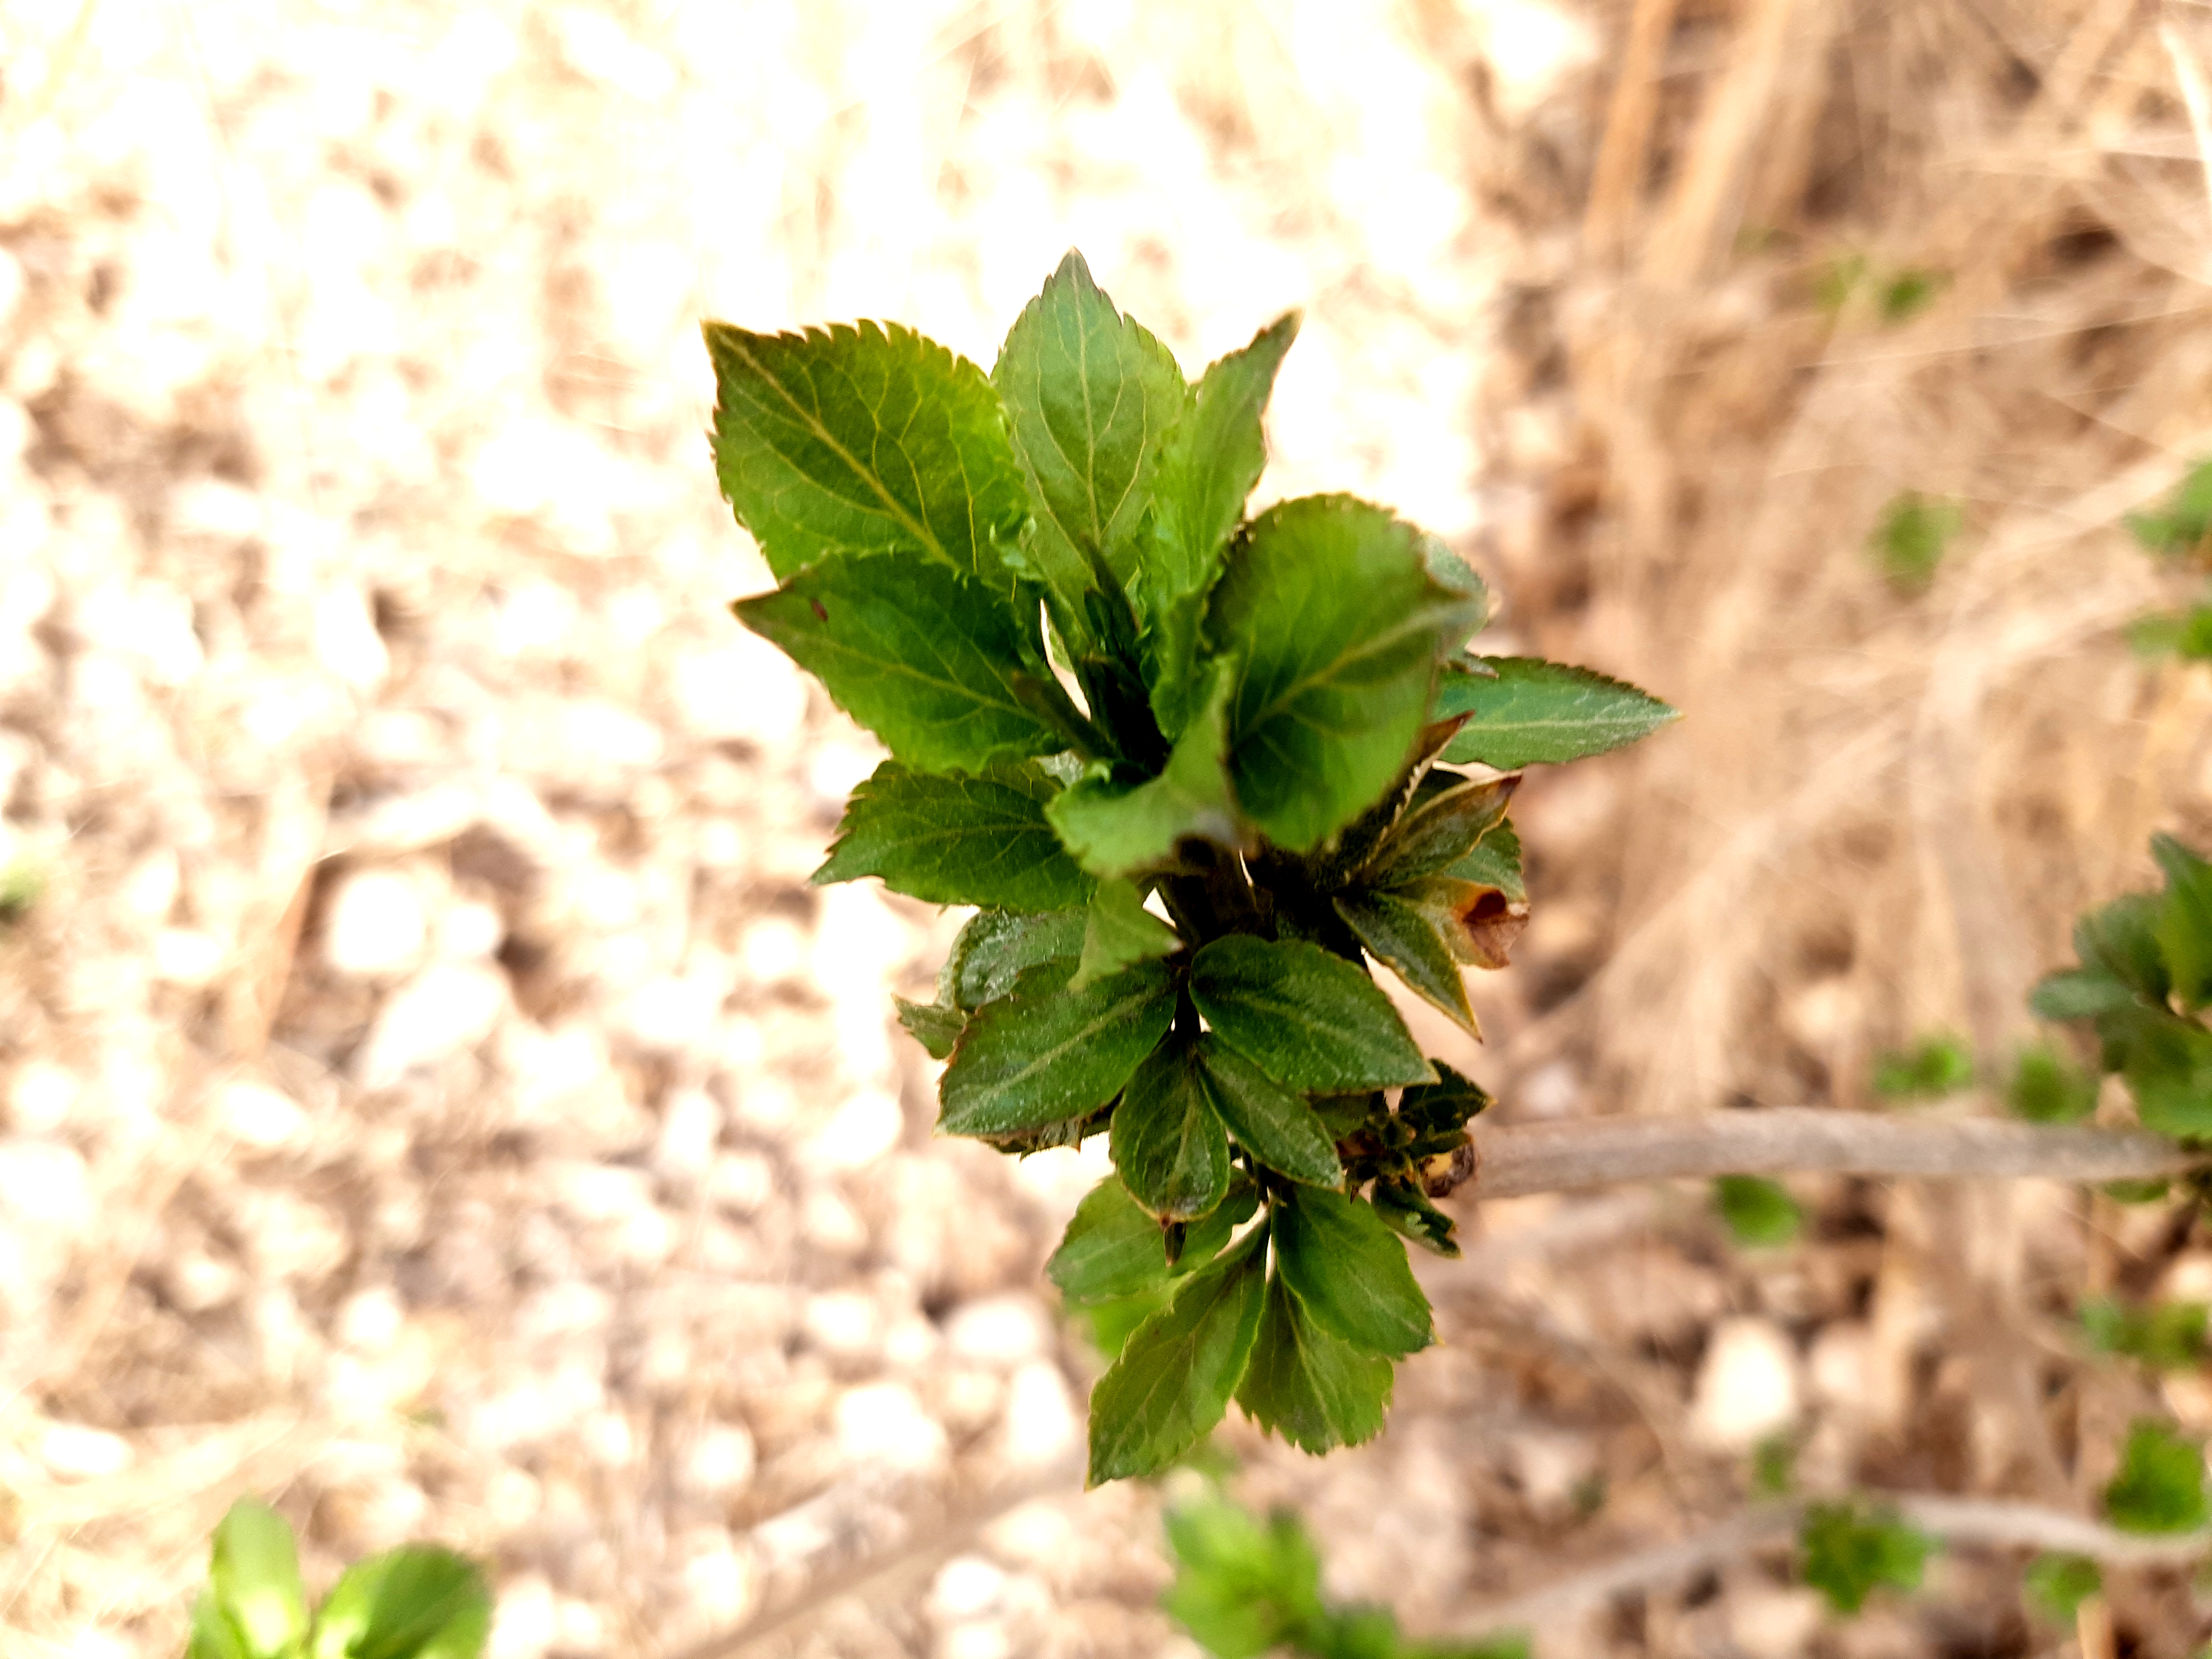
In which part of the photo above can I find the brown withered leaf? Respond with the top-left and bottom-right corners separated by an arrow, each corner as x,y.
1403,877 -> 1529,970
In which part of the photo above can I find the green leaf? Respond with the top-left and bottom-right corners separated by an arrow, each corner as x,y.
1111,1039 -> 1233,1221
993,252 -> 1186,637
1713,1175 -> 1802,1247
1752,1434 -> 1797,1497
1235,1268 -> 1392,1454
2155,834 -> 2212,1010
2029,967 -> 2139,1022
1072,878 -> 1182,990
1212,495 -> 1477,851
1335,888 -> 1476,1033
1270,1184 -> 1433,1358
1370,1177 -> 1460,1257
1397,1063 -> 1492,1142
1048,664 -> 1243,879
1436,657 -> 1678,769
1869,492 -> 1962,593
939,962 -> 1177,1140
1076,1286 -> 1174,1360
893,995 -> 963,1060
1445,820 -> 1524,904
1088,1224 -> 1270,1484
1419,533 -> 1491,655
1364,775 -> 1517,886
2104,1419 -> 2209,1533
815,759 -> 1094,910
2127,459 -> 2212,557
1189,935 -> 1432,1093
1870,1032 -> 1974,1101
1161,1491 -> 1325,1659
734,555 -> 1068,774
705,320 -> 1029,593
190,1593 -> 252,1659
2078,892 -> 2172,1005
2114,1007 -> 2212,1137
1049,1176 -> 1173,1303
1798,1502 -> 1933,1614
307,1545 -> 491,1659
947,908 -> 1088,1010
2008,1043 -> 2098,1123
2022,1552 -> 2101,1623
203,1500 -> 309,1659
1196,1037 -> 1342,1187
2081,1296 -> 2208,1369
1877,268 -> 1947,324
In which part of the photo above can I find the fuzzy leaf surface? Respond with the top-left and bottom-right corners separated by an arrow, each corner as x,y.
1211,495 -> 1475,851
1190,935 -> 1433,1093
1073,878 -> 1182,989
1365,775 -> 1517,886
1335,889 -> 1476,1032
817,759 -> 1093,910
1436,656 -> 1677,769
706,320 -> 1029,592
893,996 -> 963,1059
1270,1184 -> 1433,1358
1446,821 -> 1525,903
1235,1269 -> 1392,1454
1048,665 -> 1241,878
939,962 -> 1177,1137
993,252 -> 1185,632
1088,1226 -> 1269,1484
948,908 -> 1087,1010
1112,1039 -> 1234,1220
1195,1037 -> 1342,1187
734,555 -> 1063,774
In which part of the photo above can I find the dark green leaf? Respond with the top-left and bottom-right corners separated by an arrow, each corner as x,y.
1072,878 -> 1182,990
2023,1553 -> 2101,1623
993,252 -> 1186,638
939,962 -> 1178,1138
204,1499 -> 308,1659
2008,1043 -> 2098,1123
816,759 -> 1093,910
1799,1502 -> 1931,1614
307,1544 -> 491,1659
1365,775 -> 1517,886
1435,657 -> 1677,769
2154,834 -> 2212,1010
2114,1007 -> 2212,1137
1419,533 -> 1491,655
2081,1296 -> 2208,1369
1713,1175 -> 1802,1247
1397,1064 -> 1492,1142
1445,821 -> 1524,904
1869,492 -> 1961,592
1161,1491 -> 1325,1659
1049,1175 -> 1172,1304
1111,1039 -> 1233,1221
1235,1269 -> 1392,1454
2126,459 -> 2212,557
1271,1184 -> 1432,1358
1088,1225 -> 1270,1484
1870,1033 -> 1973,1102
1335,888 -> 1476,1033
2030,967 -> 2139,1022
947,908 -> 1087,1010
1048,664 -> 1243,878
2078,892 -> 2171,1005
1189,935 -> 1432,1093
894,995 -> 963,1060
1211,495 -> 1477,851
705,320 -> 1029,593
1369,1177 -> 1459,1257
1196,1037 -> 1342,1187
734,555 -> 1066,774
2104,1419 -> 2209,1533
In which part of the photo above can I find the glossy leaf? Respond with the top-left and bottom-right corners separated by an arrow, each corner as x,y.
993,252 -> 1186,636
1196,1037 -> 1342,1188
1397,1063 -> 1492,1142
734,555 -> 1067,774
202,1500 -> 308,1659
948,908 -> 1087,1010
1436,656 -> 1677,769
1048,664 -> 1243,878
1270,1184 -> 1432,1358
1112,1039 -> 1234,1220
1088,1226 -> 1269,1484
1189,935 -> 1432,1093
2104,1419 -> 2208,1534
1335,888 -> 1476,1032
308,1545 -> 491,1659
1235,1269 -> 1392,1454
1212,495 -> 1476,851
939,962 -> 1178,1138
706,320 -> 1029,593
1073,878 -> 1182,990
816,759 -> 1093,910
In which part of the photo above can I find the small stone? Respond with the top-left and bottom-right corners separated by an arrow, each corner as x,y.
434,899 -> 505,960
806,1089 -> 905,1170
354,961 -> 505,1088
942,1295 -> 1053,1368
834,1381 -> 947,1471
488,1574 -> 556,1659
929,1556 -> 1007,1623
707,1152 -> 773,1215
0,1139 -> 92,1234
336,1286 -> 405,1354
581,1410 -> 637,1467
218,1081 -> 308,1150
1807,1322 -> 1872,1408
38,1421 -> 133,1480
6,1062 -> 79,1134
803,1291 -> 881,1358
1690,1316 -> 1801,1451
998,1361 -> 1077,1466
677,1535 -> 756,1631
939,1622 -> 1012,1659
313,586 -> 391,691
681,1423 -> 757,1497
654,1088 -> 721,1178
119,849 -> 180,921
323,868 -> 429,978
1729,1582 -> 1825,1659
152,927 -> 226,987
669,636 -> 806,746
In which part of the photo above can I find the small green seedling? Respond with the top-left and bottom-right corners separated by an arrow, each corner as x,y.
2128,460 -> 2212,561
1713,1175 -> 1801,1247
1798,1501 -> 1933,1615
2007,1042 -> 2098,1123
1751,1433 -> 1798,1497
188,1499 -> 490,1659
2022,1552 -> 2101,1623
2104,1420 -> 2210,1534
706,252 -> 1676,1482
2081,1296 -> 2208,1370
2032,835 -> 2212,1139
1868,493 -> 1963,594
1163,1489 -> 1524,1659
1871,1032 -> 1974,1102
1876,269 -> 1947,324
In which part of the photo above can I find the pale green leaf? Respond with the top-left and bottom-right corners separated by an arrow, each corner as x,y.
204,1500 -> 308,1659
2154,833 -> 2212,1010
1270,1184 -> 1432,1358
948,908 -> 1088,1010
817,759 -> 1093,910
893,995 -> 963,1060
308,1545 -> 491,1659
1047,1176 -> 1172,1304
1048,664 -> 1243,878
1188,935 -> 1433,1093
2104,1419 -> 2209,1533
939,962 -> 1177,1138
1073,879 -> 1182,990
1436,657 -> 1678,769
1445,820 -> 1524,904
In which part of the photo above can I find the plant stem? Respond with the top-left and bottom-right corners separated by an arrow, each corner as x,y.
1471,1107 -> 2200,1199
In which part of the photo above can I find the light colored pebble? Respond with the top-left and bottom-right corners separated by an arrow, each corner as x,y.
336,1285 -> 405,1353
1807,1322 -> 1872,1409
943,1295 -> 1053,1369
1690,1316 -> 1801,1451
834,1381 -> 947,1471
6,1062 -> 79,1134
806,1088 -> 905,1170
804,1291 -> 881,1358
152,926 -> 226,987
38,1421 -> 134,1481
998,1361 -> 1078,1466
434,899 -> 505,960
219,1080 -> 309,1150
488,1574 -> 556,1659
930,1555 -> 1007,1623
0,1138 -> 92,1233
313,585 -> 390,691
1729,1581 -> 1825,1659
938,1622 -> 1012,1659
682,1423 -> 757,1497
323,868 -> 429,979
353,960 -> 505,1087
676,1532 -> 756,1628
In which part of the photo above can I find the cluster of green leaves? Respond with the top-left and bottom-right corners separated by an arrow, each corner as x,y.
189,1499 -> 489,1659
2021,1551 -> 2102,1623
1870,1031 -> 1974,1102
2081,1295 -> 2209,1370
2008,1040 -> 2099,1123
1162,1489 -> 1525,1659
2104,1419 -> 2209,1534
706,252 -> 1676,1482
1797,1502 -> 1933,1615
1712,1174 -> 1802,1247
2031,835 -> 2212,1138
2127,460 -> 2212,659
1868,493 -> 1962,594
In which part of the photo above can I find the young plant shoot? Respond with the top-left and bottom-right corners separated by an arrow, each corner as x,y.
706,252 -> 1676,1484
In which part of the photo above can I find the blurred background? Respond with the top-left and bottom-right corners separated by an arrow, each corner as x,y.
7,0 -> 2212,1654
